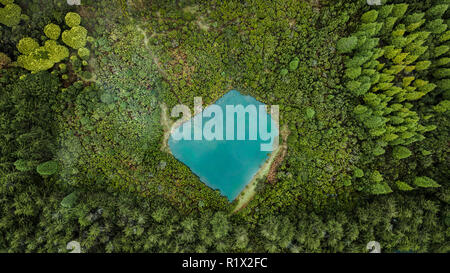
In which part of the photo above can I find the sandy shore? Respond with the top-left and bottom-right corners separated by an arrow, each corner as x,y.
232,124 -> 288,213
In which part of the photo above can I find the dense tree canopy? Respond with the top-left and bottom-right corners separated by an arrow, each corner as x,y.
0,0 -> 448,253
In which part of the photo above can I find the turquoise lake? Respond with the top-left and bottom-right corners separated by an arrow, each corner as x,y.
168,90 -> 279,200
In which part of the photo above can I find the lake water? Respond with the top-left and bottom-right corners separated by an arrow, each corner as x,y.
168,90 -> 279,200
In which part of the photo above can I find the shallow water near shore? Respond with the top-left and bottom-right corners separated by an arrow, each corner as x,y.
168,90 -> 279,200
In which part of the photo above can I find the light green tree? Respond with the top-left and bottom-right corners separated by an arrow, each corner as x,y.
62,26 -> 88,49
413,176 -> 440,188
0,1 -> 21,27
44,23 -> 61,40
65,12 -> 81,27
36,160 -> 58,176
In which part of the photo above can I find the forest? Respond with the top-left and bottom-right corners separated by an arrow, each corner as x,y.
0,0 -> 448,253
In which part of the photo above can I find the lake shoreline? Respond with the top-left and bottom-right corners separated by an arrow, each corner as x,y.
160,94 -> 285,211
232,124 -> 288,213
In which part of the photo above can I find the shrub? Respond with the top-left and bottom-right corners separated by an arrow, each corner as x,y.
396,181 -> 414,191
404,13 -> 424,24
392,146 -> 412,160
436,79 -> 450,90
62,26 -> 88,49
17,37 -> 39,55
439,30 -> 450,43
363,115 -> 385,129
415,61 -> 431,71
371,170 -> 383,183
426,19 -> 447,34
44,40 -> 69,63
382,17 -> 398,34
426,4 -> 448,19
336,36 -> 358,54
289,57 -> 299,71
345,66 -> 361,79
305,107 -> 315,119
77,47 -> 90,60
391,3 -> 408,18
434,45 -> 449,58
13,159 -> 33,172
61,192 -> 78,208
378,5 -> 394,19
433,68 -> 450,79
413,176 -> 440,188
361,10 -> 378,23
36,160 -> 58,176
433,100 -> 450,113
65,12 -> 81,27
44,23 -> 61,40
17,49 -> 54,72
0,3 -> 21,27
370,182 -> 392,195
353,168 -> 364,178
0,52 -> 11,69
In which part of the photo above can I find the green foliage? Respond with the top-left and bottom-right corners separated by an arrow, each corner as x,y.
405,13 -> 425,24
13,159 -> 33,172
439,30 -> 450,43
396,181 -> 414,191
345,66 -> 361,79
435,57 -> 450,67
44,23 -> 61,40
391,3 -> 408,18
0,52 -> 11,69
0,2 -> 21,27
370,182 -> 392,195
434,100 -> 450,113
361,10 -> 378,23
371,170 -> 383,183
426,4 -> 448,19
0,0 -> 447,255
62,26 -> 88,49
353,168 -> 364,178
305,107 -> 315,119
434,68 -> 450,78
65,12 -> 81,28
336,36 -> 358,53
60,192 -> 78,208
77,47 -> 90,60
413,177 -> 440,188
378,4 -> 393,19
17,39 -> 69,72
434,45 -> 449,58
289,57 -> 299,71
44,40 -> 70,63
426,19 -> 447,34
36,160 -> 58,176
17,37 -> 39,55
393,146 -> 412,160
415,60 -> 431,71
